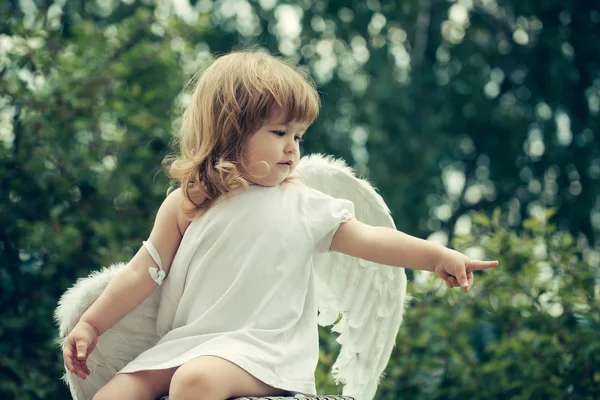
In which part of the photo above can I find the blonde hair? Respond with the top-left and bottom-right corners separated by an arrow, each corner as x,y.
164,51 -> 320,219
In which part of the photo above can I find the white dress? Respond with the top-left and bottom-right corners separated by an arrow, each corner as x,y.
119,181 -> 355,395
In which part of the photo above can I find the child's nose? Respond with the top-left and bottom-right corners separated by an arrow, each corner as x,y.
284,141 -> 297,153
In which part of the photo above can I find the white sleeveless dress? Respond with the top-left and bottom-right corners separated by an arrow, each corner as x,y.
118,182 -> 354,395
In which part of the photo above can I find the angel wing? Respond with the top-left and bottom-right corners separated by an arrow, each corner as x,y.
54,263 -> 162,400
296,154 -> 408,400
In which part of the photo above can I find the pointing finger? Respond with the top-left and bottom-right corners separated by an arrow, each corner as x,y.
467,260 -> 498,272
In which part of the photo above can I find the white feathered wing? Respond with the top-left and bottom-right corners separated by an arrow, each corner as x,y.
296,154 -> 408,400
54,263 -> 162,400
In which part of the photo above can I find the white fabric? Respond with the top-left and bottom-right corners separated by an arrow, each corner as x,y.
119,182 -> 354,395
143,240 -> 166,285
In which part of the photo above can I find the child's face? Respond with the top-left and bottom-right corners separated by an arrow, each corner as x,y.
242,112 -> 306,187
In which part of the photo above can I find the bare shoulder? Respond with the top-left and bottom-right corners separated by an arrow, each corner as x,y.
164,187 -> 202,236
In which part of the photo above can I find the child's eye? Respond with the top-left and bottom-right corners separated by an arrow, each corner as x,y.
272,130 -> 303,142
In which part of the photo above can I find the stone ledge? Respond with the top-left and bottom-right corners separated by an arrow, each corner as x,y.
159,395 -> 354,400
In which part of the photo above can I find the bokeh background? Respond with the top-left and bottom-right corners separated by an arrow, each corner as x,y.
1,0 -> 599,398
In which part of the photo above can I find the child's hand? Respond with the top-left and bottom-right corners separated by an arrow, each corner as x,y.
62,321 -> 99,379
433,248 -> 498,293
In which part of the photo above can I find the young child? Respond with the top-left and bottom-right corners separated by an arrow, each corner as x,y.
62,51 -> 498,400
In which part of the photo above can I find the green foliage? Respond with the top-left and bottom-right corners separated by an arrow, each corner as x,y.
1,2 -> 185,398
365,212 -> 600,399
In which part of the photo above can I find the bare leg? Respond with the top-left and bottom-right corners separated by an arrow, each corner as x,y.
169,356 -> 286,400
93,367 -> 177,400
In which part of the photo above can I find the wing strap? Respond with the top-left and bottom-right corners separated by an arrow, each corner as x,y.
142,240 -> 165,285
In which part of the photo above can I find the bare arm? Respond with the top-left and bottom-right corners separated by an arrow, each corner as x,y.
330,219 -> 445,272
330,219 -> 498,291
64,188 -> 201,378
80,188 -> 194,335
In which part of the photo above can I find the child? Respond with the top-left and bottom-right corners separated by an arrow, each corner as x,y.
62,51 -> 498,400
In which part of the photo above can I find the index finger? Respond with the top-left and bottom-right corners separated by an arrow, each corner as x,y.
467,260 -> 498,272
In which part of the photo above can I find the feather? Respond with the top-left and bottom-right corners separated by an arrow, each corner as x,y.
297,154 -> 408,400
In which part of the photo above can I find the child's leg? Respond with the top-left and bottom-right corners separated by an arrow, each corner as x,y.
93,367 -> 177,400
169,356 -> 286,400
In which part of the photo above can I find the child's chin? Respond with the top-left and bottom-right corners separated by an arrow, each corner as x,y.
262,179 -> 285,187
247,176 -> 284,187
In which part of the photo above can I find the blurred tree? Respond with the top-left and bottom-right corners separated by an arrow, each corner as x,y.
295,0 -> 600,248
1,0 -> 599,398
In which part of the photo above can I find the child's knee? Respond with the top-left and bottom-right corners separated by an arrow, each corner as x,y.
170,367 -> 224,399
